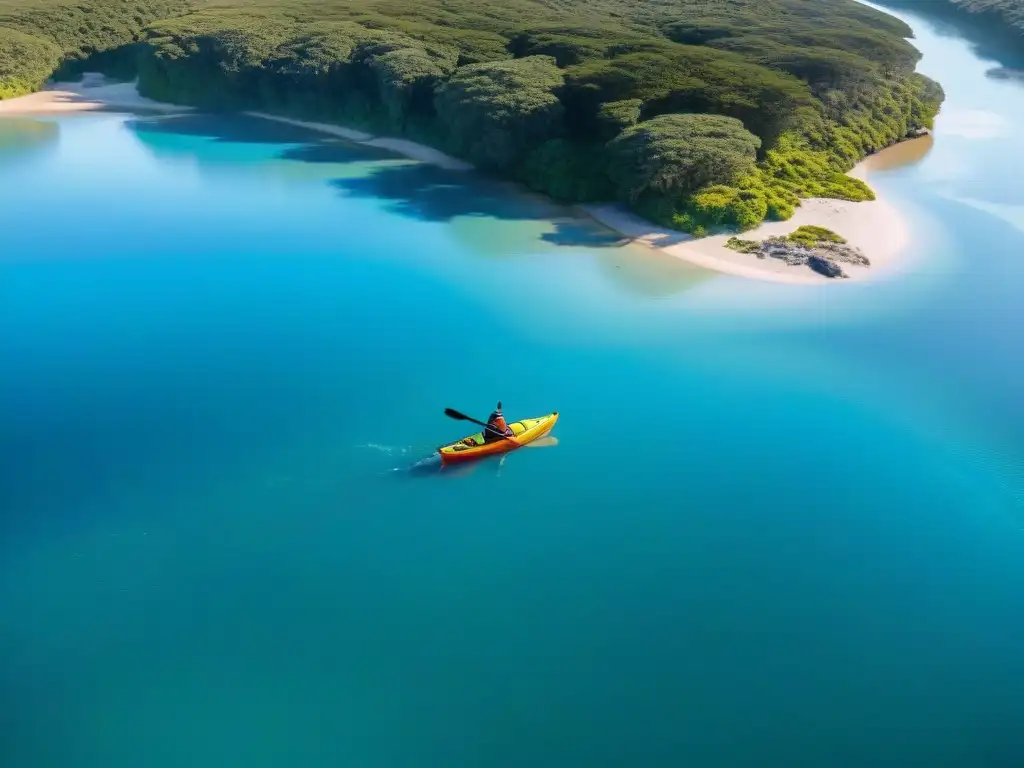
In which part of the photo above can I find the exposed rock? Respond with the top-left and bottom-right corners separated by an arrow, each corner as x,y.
906,126 -> 932,138
738,236 -> 869,278
758,236 -> 811,266
808,254 -> 845,278
817,241 -> 870,267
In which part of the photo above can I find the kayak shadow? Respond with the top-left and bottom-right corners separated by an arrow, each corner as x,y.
403,452 -> 444,477
397,451 -> 497,479
357,441 -> 474,479
396,436 -> 559,479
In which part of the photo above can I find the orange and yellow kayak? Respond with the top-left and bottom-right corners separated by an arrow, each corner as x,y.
438,412 -> 559,466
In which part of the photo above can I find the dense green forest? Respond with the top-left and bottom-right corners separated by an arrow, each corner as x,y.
0,0 -> 191,96
1,0 -> 944,233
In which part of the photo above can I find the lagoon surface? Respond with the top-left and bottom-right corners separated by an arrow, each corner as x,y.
2,7 -> 1024,767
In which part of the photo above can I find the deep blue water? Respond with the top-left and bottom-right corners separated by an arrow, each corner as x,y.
2,8 -> 1024,767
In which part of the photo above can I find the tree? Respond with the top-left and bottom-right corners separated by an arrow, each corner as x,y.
595,99 -> 641,140
434,55 -> 564,171
606,113 -> 761,203
368,45 -> 459,127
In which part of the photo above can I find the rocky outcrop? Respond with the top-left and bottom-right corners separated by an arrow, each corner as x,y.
808,254 -> 845,278
747,237 -> 870,278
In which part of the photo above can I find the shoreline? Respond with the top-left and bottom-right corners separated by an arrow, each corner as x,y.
244,110 -> 922,284
243,112 -> 473,172
1,76 -> 920,284
582,153 -> 916,285
0,74 -> 188,115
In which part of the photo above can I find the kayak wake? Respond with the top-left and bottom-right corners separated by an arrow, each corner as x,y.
358,443 -> 411,456
403,452 -> 444,476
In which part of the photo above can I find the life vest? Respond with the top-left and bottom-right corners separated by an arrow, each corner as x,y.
485,410 -> 509,441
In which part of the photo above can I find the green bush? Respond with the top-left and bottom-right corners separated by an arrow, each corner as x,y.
595,99 -> 641,140
685,184 -> 768,232
788,225 -> 846,247
607,113 -> 761,203
726,237 -> 761,253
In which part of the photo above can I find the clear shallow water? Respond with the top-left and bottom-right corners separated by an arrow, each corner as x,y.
2,9 -> 1024,767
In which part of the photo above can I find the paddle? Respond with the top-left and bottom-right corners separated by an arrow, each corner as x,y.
444,407 -> 516,442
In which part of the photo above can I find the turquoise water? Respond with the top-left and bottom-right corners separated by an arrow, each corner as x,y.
3,8 -> 1024,767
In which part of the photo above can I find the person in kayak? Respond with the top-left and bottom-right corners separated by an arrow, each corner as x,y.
483,401 -> 513,443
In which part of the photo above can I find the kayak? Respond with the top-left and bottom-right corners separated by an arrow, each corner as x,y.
438,412 -> 559,466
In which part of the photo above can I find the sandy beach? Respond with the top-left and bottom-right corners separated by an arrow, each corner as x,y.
583,149 -> 921,285
246,112 -> 473,171
1,75 -> 921,284
0,74 -> 188,115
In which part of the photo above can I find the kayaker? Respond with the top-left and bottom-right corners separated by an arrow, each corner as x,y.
483,401 -> 513,443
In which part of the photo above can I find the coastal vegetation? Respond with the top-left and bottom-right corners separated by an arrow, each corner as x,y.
0,0 -> 945,233
726,237 -> 762,255
787,225 -> 847,248
0,0 -> 190,93
727,226 -> 846,253
726,225 -> 866,278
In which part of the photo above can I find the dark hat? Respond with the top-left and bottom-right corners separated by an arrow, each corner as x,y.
496,401 -> 503,411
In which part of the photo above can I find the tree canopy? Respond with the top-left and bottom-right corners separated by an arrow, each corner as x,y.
607,114 -> 760,203
435,56 -> 564,171
0,0 -> 946,233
